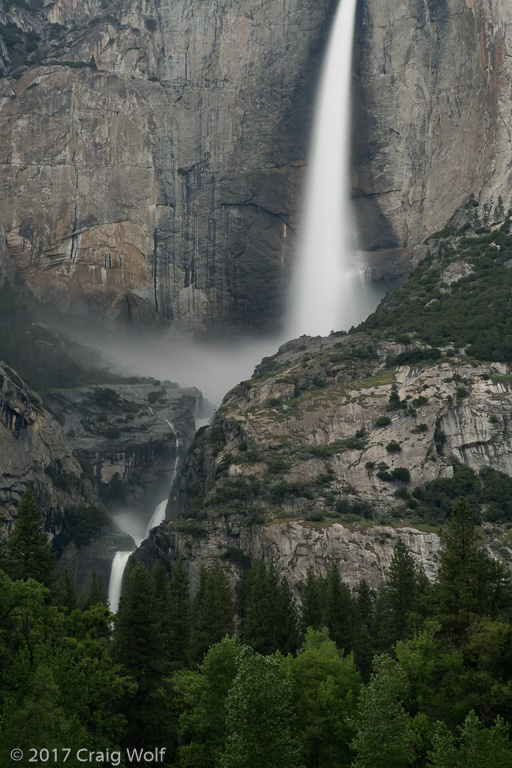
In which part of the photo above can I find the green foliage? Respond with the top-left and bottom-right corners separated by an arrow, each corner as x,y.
350,655 -> 416,768
323,562 -> 354,652
392,347 -> 442,366
286,628 -> 361,767
3,490 -> 55,587
55,506 -> 111,549
427,711 -> 512,767
269,480 -> 313,501
376,540 -> 428,651
44,465 -> 81,492
410,463 -> 512,523
176,636 -> 247,768
222,653 -> 300,768
360,225 -> 512,360
190,562 -> 235,664
237,561 -> 300,655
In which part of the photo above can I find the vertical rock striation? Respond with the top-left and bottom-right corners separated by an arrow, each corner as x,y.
353,0 -> 512,278
0,0 -> 336,334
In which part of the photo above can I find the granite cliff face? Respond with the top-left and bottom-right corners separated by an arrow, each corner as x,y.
1,0 -> 512,329
0,0 -> 337,335
48,379 -> 204,508
138,516 -> 442,596
0,361 -> 101,535
136,322 -> 512,591
353,0 -> 512,278
0,355 -> 206,589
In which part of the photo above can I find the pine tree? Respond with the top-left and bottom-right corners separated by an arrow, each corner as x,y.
352,580 -> 376,682
494,195 -> 505,223
150,559 -> 172,670
238,560 -> 276,654
83,572 -> 107,609
301,567 -> 323,633
435,497 -> 483,634
275,575 -> 301,655
377,540 -> 423,650
4,489 -> 55,587
323,561 -> 354,652
190,561 -> 235,664
55,567 -> 78,612
114,561 -> 168,747
168,558 -> 191,668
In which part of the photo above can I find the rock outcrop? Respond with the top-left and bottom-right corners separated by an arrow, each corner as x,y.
0,0 -> 336,335
353,0 -> 512,279
48,379 -> 205,509
0,361 -> 101,535
138,516 -> 442,596
170,335 -> 512,520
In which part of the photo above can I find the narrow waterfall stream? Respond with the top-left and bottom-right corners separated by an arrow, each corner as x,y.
288,0 -> 382,338
107,432 -> 182,612
108,552 -> 133,614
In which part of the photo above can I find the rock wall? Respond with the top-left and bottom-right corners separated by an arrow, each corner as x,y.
0,0 -> 336,335
0,362 -> 101,535
353,0 -> 512,278
138,516 -> 442,596
2,0 -> 512,329
48,379 -> 204,509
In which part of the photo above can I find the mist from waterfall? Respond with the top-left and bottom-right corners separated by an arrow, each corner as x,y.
107,437 -> 183,612
288,0 -> 380,338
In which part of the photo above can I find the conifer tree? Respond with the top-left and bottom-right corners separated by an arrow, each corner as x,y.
4,489 -> 55,587
83,572 -> 107,608
435,497 -> 484,634
168,558 -> 191,668
301,567 -> 323,633
150,559 -> 172,669
238,560 -> 276,654
190,561 -> 235,664
275,575 -> 301,655
352,580 -> 376,681
323,561 -> 354,652
114,561 -> 168,747
55,567 -> 78,612
377,540 -> 423,650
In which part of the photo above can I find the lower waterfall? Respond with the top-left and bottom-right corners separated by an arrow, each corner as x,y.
108,552 -> 133,614
107,438 -> 181,612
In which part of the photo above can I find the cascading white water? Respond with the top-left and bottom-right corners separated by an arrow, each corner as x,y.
288,0 -> 377,338
107,435 -> 183,612
108,551 -> 133,613
145,499 -> 167,536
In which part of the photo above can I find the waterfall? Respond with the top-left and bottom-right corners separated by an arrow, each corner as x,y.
107,436 -> 182,612
145,499 -> 167,536
108,551 -> 133,613
288,0 -> 377,338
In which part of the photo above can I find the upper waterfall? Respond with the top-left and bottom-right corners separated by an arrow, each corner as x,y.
288,0 -> 376,338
